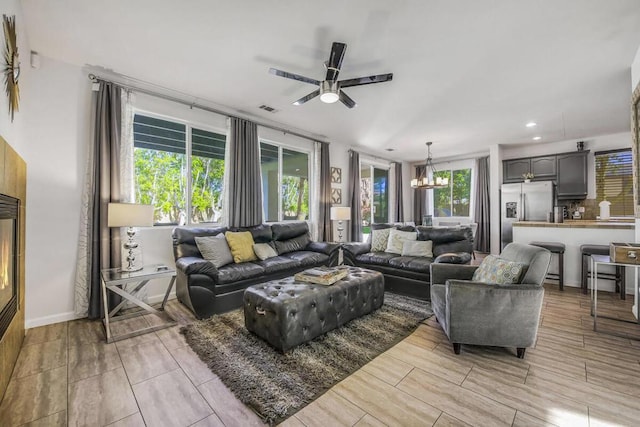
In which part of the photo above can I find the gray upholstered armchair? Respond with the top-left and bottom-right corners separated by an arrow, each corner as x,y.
430,243 -> 551,359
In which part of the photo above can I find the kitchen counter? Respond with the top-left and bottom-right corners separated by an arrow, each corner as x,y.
512,222 -> 635,292
514,220 -> 634,230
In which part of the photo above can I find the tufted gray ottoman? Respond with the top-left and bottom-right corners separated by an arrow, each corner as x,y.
243,267 -> 384,352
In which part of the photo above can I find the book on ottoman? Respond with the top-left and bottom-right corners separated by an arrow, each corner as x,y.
294,266 -> 348,285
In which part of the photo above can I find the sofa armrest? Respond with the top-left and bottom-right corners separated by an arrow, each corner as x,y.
434,252 -> 472,265
342,242 -> 372,257
430,263 -> 478,285
175,257 -> 219,280
306,241 -> 341,256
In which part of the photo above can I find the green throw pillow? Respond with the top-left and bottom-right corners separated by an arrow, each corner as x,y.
472,255 -> 525,285
371,228 -> 391,252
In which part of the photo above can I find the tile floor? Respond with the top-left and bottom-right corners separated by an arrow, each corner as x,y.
1,283 -> 640,426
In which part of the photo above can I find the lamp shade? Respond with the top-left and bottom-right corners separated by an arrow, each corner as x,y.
108,203 -> 154,227
330,206 -> 351,221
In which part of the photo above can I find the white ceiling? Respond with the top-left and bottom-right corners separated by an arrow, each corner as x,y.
20,0 -> 640,161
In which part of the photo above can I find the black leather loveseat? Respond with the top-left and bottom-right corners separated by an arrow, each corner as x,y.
172,222 -> 340,318
343,224 -> 473,300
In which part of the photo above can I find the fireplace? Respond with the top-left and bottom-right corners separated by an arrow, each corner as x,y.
0,194 -> 18,340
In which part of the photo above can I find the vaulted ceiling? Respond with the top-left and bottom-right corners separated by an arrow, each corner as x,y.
20,0 -> 640,160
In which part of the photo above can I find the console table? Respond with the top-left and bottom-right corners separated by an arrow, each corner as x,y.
100,265 -> 177,343
591,254 -> 640,339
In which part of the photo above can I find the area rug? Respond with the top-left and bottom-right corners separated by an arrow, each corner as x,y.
180,292 -> 433,425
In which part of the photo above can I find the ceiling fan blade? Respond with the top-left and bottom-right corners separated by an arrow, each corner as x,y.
339,91 -> 357,109
338,73 -> 393,88
325,42 -> 347,81
269,68 -> 320,86
293,89 -> 320,106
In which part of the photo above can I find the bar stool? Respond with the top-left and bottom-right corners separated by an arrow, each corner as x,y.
529,241 -> 565,290
580,244 -> 625,299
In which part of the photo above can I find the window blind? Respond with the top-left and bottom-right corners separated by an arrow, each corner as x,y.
595,149 -> 633,216
133,114 -> 226,159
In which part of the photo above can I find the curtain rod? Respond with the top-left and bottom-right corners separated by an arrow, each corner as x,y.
87,73 -> 327,145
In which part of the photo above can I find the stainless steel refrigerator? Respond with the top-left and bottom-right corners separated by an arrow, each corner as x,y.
501,181 -> 555,249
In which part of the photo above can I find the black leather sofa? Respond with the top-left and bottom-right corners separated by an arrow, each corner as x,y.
342,224 -> 473,300
172,221 -> 340,318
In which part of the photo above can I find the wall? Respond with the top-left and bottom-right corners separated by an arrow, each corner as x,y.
632,43 -> 640,242
632,44 -> 640,91
0,0 -> 30,153
21,56 -> 91,327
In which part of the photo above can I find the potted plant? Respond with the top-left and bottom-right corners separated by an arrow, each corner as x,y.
522,172 -> 534,183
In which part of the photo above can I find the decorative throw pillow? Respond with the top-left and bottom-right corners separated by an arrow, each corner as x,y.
472,255 -> 526,285
224,231 -> 258,263
253,243 -> 278,261
401,240 -> 433,257
371,228 -> 391,252
386,229 -> 417,254
194,234 -> 233,268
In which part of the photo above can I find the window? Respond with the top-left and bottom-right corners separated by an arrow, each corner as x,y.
133,113 -> 226,225
260,142 -> 310,222
433,168 -> 472,217
595,149 -> 633,217
360,163 -> 389,234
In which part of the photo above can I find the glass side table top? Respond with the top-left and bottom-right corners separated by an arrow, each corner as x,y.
101,264 -> 175,282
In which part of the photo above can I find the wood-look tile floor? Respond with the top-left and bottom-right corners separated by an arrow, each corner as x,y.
1,284 -> 640,426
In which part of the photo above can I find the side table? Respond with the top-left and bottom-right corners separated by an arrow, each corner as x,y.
101,265 -> 177,343
591,254 -> 640,339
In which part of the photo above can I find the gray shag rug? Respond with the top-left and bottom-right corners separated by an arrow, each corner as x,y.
180,292 -> 433,425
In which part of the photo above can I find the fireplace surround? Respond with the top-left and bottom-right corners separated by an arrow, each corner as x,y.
0,194 -> 18,341
0,136 -> 26,401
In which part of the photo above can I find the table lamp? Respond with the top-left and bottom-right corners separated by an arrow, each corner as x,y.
330,206 -> 351,242
108,203 -> 154,271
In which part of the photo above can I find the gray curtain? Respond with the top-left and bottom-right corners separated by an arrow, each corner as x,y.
348,150 -> 362,241
474,156 -> 490,252
413,165 -> 427,225
87,81 -> 123,319
317,142 -> 332,241
228,117 -> 262,227
394,162 -> 404,222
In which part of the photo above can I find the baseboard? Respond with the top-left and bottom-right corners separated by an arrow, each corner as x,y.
26,311 -> 84,329
25,292 -> 177,329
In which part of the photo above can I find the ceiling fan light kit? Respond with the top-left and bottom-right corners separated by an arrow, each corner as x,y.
410,142 -> 449,189
319,81 -> 339,103
269,41 -> 393,108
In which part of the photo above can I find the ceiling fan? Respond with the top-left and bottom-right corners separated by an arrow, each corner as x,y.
269,42 -> 393,108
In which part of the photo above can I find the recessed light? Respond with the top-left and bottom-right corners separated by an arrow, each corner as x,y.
526,122 -> 537,128
533,136 -> 542,141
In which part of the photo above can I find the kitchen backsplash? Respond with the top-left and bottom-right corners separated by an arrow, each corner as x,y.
557,199 -> 598,220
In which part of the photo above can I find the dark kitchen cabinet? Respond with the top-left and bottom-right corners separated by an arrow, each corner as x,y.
531,155 -> 556,178
503,155 -> 557,182
556,151 -> 589,199
503,159 -> 531,182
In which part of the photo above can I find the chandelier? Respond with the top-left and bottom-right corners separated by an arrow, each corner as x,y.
410,142 -> 449,189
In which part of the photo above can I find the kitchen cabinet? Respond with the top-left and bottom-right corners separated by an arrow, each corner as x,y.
503,159 -> 531,182
556,151 -> 588,199
531,156 -> 556,178
503,155 -> 556,182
